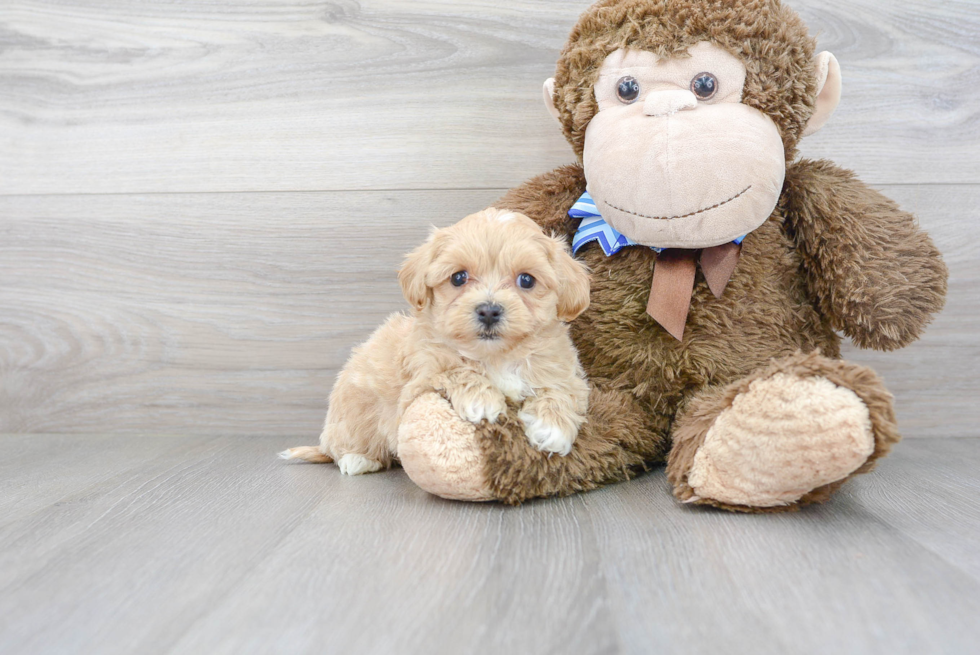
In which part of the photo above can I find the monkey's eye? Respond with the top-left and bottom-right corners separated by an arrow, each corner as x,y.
691,73 -> 718,100
517,273 -> 536,290
616,76 -> 640,104
451,271 -> 468,287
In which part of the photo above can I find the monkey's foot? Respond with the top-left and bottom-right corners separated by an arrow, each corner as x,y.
689,373 -> 873,507
668,352 -> 897,511
398,392 -> 494,501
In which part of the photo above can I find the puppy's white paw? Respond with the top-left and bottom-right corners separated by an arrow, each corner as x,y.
457,394 -> 506,425
337,453 -> 384,476
519,410 -> 575,456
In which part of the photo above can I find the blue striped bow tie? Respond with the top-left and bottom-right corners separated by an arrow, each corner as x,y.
569,190 -> 747,341
570,191 -> 744,256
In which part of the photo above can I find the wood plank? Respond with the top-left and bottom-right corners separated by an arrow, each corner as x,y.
795,0 -> 980,182
0,188 -> 499,436
0,434 -> 327,655
0,432 -> 197,526
844,438 -> 980,581
1,184 -> 975,437
589,450 -> 980,654
0,434 -> 618,655
0,434 -> 978,654
1,0 -> 977,194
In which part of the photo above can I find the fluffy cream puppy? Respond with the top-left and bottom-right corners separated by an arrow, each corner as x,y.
280,208 -> 591,475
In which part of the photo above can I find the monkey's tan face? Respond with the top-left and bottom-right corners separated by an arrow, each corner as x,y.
583,41 -> 786,249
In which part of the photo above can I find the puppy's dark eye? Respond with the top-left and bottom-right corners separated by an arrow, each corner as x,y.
691,72 -> 718,100
517,273 -> 535,290
616,76 -> 640,104
450,271 -> 468,287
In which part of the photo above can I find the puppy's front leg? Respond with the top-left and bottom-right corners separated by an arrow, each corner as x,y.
439,368 -> 507,425
519,389 -> 587,456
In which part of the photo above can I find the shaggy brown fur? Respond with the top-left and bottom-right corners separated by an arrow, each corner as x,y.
480,156 -> 943,507
783,161 -> 948,351
481,389 -> 658,506
457,0 -> 948,509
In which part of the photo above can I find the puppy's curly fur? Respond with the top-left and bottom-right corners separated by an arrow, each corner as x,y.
280,208 -> 592,474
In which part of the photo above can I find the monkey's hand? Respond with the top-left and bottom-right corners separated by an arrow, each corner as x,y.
783,159 -> 948,351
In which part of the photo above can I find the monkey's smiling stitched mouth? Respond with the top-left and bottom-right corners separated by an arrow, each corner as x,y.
602,185 -> 752,221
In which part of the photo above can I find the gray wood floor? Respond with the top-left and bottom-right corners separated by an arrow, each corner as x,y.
0,434 -> 978,655
2,0 -> 978,437
3,2 -> 979,653
2,186 -> 975,438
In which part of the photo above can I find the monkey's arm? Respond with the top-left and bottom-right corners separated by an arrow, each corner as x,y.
495,164 -> 587,236
783,159 -> 948,351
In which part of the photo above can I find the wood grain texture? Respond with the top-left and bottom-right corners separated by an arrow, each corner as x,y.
0,433 -> 978,655
1,0 -> 978,194
2,3 -> 976,650
1,185 -> 975,438
0,189 -> 501,436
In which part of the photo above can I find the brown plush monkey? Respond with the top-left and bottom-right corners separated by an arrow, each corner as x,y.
396,0 -> 948,511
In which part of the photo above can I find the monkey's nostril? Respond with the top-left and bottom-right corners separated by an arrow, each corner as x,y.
475,303 -> 504,327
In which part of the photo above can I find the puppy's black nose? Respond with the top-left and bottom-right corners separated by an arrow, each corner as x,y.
476,302 -> 504,327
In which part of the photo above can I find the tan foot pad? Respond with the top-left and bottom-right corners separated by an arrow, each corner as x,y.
398,392 -> 494,502
688,374 -> 875,507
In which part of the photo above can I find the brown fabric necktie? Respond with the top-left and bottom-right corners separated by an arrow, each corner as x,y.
645,242 -> 741,341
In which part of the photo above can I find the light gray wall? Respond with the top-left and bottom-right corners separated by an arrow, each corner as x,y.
1,0 -> 976,437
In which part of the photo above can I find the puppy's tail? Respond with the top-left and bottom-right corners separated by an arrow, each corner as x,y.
278,446 -> 333,464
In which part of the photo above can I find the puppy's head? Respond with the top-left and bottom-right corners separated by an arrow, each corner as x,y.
398,208 -> 590,355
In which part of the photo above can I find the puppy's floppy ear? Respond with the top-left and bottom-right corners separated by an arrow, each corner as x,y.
398,232 -> 438,311
547,235 -> 591,321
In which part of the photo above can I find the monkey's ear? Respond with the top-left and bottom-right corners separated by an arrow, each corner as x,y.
802,52 -> 842,137
543,78 -> 561,123
398,235 -> 436,311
